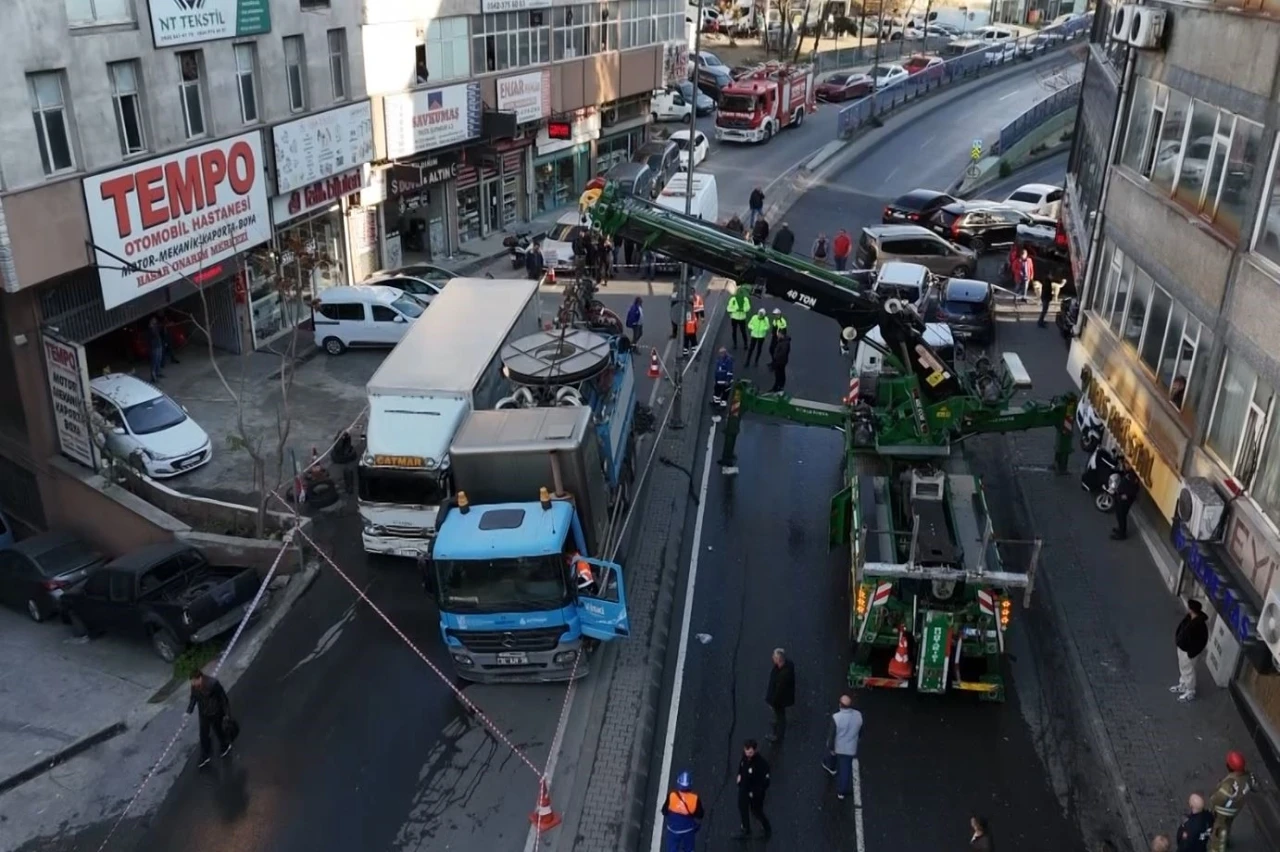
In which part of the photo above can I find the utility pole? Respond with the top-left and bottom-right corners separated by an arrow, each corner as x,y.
671,20 -> 704,430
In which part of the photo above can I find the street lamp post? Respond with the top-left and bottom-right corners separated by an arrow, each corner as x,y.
671,19 -> 705,430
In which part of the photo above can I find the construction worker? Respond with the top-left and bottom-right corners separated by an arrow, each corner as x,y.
683,308 -> 700,356
692,290 -> 705,321
746,308 -> 770,367
570,554 -> 596,594
727,286 -> 752,349
1208,751 -> 1256,852
660,770 -> 704,852
768,308 -> 788,357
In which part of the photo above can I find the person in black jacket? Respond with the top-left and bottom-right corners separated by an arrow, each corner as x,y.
751,216 -> 770,247
764,648 -> 796,743
771,222 -> 795,254
768,329 -> 792,394
1111,460 -> 1141,540
1176,793 -> 1213,852
187,670 -> 232,766
748,187 -> 765,227
524,239 -> 545,280
1173,599 -> 1209,702
733,740 -> 772,840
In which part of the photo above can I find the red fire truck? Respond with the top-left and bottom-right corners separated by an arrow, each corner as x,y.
713,62 -> 816,144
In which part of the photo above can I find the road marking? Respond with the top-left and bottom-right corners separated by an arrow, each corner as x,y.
999,88 -> 1023,100
885,166 -> 899,183
919,137 -> 933,150
853,757 -> 866,852
647,422 -> 717,852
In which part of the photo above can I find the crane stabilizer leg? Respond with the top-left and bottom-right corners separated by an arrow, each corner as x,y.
717,381 -> 847,471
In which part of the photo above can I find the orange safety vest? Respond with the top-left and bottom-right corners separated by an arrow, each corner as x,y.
574,558 -> 594,587
684,311 -> 699,335
666,791 -> 699,816
692,293 -> 705,313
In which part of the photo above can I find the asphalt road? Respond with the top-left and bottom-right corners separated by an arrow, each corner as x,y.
968,151 -> 1070,202
645,79 -> 1088,852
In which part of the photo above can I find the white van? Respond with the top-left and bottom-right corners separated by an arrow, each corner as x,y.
853,322 -> 956,402
656,172 -> 720,223
973,25 -> 1018,43
313,285 -> 426,355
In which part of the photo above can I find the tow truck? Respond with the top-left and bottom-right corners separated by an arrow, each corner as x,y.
589,184 -> 1078,700
714,61 -> 816,144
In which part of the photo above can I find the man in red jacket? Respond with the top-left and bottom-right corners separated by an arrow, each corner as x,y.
832,228 -> 853,271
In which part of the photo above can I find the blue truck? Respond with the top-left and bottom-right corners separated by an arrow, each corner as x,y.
427,327 -> 638,682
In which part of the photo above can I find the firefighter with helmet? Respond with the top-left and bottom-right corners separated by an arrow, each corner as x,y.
1208,750 -> 1256,852
660,770 -> 704,852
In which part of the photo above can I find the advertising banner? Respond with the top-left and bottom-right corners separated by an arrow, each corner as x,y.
147,0 -> 270,49
270,169 -> 364,226
83,132 -> 272,310
497,71 -> 552,125
482,0 -> 551,10
383,82 -> 482,159
42,332 -> 98,471
272,101 -> 375,194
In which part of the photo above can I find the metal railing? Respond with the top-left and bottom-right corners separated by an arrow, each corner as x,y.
835,18 -> 1092,140
997,79 -> 1082,154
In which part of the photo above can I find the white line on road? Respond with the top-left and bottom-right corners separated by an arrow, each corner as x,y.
885,166 -> 899,183
999,88 -> 1023,100
852,757 -> 866,852
646,422 -> 717,852
919,137 -> 933,150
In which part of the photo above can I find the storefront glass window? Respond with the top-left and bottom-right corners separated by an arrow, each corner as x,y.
596,133 -> 634,175
458,185 -> 482,242
1238,666 -> 1280,751
535,155 -> 578,214
251,209 -> 346,347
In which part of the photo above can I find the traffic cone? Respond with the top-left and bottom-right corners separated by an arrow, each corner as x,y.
887,625 -> 913,680
529,780 -> 562,832
647,349 -> 661,379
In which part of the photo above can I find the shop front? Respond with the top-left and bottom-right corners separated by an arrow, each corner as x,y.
381,156 -> 458,264
533,111 -> 599,216
456,139 -> 532,242
593,96 -> 654,175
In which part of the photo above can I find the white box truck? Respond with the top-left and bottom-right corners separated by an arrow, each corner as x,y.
358,278 -> 542,557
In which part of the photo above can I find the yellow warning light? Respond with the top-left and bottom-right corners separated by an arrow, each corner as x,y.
539,487 -> 552,509
1000,598 -> 1012,627
856,585 -> 868,616
457,491 -> 470,514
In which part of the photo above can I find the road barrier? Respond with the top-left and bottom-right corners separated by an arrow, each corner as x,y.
835,18 -> 1091,140
998,80 -> 1082,154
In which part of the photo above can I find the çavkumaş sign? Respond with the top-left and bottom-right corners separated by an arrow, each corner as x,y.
148,0 -> 271,49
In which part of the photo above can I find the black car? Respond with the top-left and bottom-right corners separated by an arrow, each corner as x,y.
925,278 -> 996,344
0,532 -> 104,622
883,189 -> 958,225
692,65 -> 734,103
929,202 -> 1035,254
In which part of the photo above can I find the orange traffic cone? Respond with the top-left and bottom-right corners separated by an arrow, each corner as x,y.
529,780 -> 562,832
648,349 -> 661,379
887,625 -> 913,680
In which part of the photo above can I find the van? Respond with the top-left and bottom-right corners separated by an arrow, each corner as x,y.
852,322 -> 956,403
605,161 -> 657,201
313,285 -> 427,355
656,172 -> 720,223
973,25 -> 1018,43
855,224 -> 976,279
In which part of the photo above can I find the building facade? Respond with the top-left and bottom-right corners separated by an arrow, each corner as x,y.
1064,0 -> 1280,778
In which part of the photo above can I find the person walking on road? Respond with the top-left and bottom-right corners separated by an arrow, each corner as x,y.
833,228 -> 852,271
1111,459 -> 1140,540
669,291 -> 683,340
1038,277 -> 1054,327
1012,248 -> 1035,304
970,815 -> 994,852
625,297 -> 644,346
727,286 -> 752,349
746,309 -> 770,367
751,216 -> 770,247
812,232 -> 829,265
1172,599 -> 1209,702
764,648 -> 795,743
525,239 -> 545,280
771,222 -> 795,254
683,307 -> 700,356
1208,751 -> 1256,852
187,670 -> 234,767
821,693 -> 863,800
733,739 -> 772,840
1176,793 -> 1213,852
727,213 -> 745,238
660,770 -> 705,852
748,187 -> 765,227
768,328 -> 791,393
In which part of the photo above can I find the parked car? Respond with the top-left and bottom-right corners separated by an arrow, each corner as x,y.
1003,182 -> 1065,215
313,284 -> 426,355
633,139 -> 681,191
1019,32 -> 1064,55
0,531 -> 104,622
870,64 -> 910,89
669,129 -> 710,171
903,54 -> 945,81
815,72 -> 874,102
692,64 -> 735,103
856,224 -> 977,278
928,201 -> 1036,253
983,41 -> 1018,65
91,374 -> 212,478
883,188 -> 959,224
365,264 -> 453,302
61,542 -> 264,662
872,261 -> 935,309
924,278 -> 997,344
651,81 -> 715,121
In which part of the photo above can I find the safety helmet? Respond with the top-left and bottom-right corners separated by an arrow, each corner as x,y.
757,308 -> 766,315
676,770 -> 693,791
1226,750 -> 1247,773
772,308 -> 782,316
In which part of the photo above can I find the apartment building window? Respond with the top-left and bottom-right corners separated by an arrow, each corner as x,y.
234,43 -> 259,123
1208,353 -> 1274,498
284,36 -> 308,112
177,51 -> 206,138
621,0 -> 655,48
1252,136 -> 1280,268
655,0 -> 682,42
471,12 -> 551,74
426,17 -> 471,81
108,61 -> 146,156
65,0 -> 133,26
597,3 -> 619,52
328,29 -> 348,101
28,72 -> 75,175
555,6 -> 590,60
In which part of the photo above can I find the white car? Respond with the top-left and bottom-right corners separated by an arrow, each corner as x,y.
669,129 -> 710,170
91,374 -> 212,478
870,64 -> 909,89
1003,183 -> 1065,215
983,41 -> 1018,65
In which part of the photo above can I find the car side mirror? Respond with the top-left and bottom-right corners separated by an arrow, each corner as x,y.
112,426 -> 126,435
394,315 -> 406,323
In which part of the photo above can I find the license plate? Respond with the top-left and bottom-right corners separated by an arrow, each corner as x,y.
495,652 -> 528,665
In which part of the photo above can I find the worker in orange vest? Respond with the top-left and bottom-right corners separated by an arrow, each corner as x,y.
570,554 -> 596,594
692,291 -> 705,321
661,770 -> 704,852
683,309 -> 700,356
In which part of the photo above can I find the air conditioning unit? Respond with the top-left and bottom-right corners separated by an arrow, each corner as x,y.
1177,477 -> 1225,541
1128,6 -> 1167,50
602,107 -> 620,127
1110,4 -> 1134,42
1259,589 -> 1280,667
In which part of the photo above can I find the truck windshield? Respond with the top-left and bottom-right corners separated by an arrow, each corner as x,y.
357,467 -> 448,506
434,556 -> 570,613
719,94 -> 756,113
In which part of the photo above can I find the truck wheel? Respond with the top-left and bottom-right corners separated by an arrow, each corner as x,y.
763,124 -> 774,142
793,108 -> 804,128
323,337 -> 346,356
150,627 -> 180,663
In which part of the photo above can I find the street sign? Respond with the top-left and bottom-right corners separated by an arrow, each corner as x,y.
966,163 -> 982,179
970,140 -> 984,161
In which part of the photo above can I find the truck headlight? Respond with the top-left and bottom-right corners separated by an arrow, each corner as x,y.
553,650 -> 578,665
363,521 -> 385,535
452,654 -> 475,667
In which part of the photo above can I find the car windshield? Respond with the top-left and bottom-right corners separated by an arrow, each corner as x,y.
671,136 -> 691,150
392,294 -> 425,318
827,74 -> 850,85
357,467 -> 448,506
871,66 -> 896,78
122,395 -> 187,436
402,266 -> 450,282
719,94 -> 756,113
34,541 -> 101,576
1008,190 -> 1043,203
944,298 -> 987,315
434,556 -> 570,612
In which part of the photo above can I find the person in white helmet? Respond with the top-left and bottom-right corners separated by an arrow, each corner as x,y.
746,308 -> 770,367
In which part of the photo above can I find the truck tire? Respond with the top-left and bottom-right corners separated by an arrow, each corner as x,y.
793,108 -> 804,128
763,123 -> 774,143
150,627 -> 180,663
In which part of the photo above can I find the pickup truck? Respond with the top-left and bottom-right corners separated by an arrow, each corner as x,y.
60,542 -> 265,662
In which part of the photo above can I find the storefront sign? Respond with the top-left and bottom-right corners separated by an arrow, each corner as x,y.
1226,506 -> 1280,601
42,332 -> 97,470
1171,519 -> 1258,643
537,112 -> 600,156
1083,377 -> 1181,518
497,71 -> 552,125
482,0 -> 550,11
272,101 -> 375,195
383,82 -> 482,159
84,132 -> 272,310
147,0 -> 270,49
271,169 -> 364,226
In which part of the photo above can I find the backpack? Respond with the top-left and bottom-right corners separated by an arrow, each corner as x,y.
814,238 -> 828,259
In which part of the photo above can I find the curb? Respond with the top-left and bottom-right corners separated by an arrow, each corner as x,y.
0,722 -> 128,796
